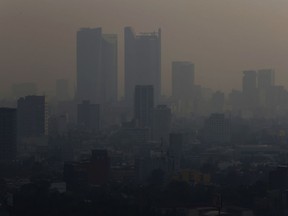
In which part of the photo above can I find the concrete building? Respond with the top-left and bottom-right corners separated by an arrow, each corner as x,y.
0,108 -> 17,162
134,85 -> 154,128
76,28 -> 117,104
125,27 -> 161,105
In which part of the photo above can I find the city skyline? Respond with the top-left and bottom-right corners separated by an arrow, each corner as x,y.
1,0 -> 288,97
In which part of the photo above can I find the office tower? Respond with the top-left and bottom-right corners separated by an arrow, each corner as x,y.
77,100 -> 100,132
17,96 -> 47,138
257,69 -> 275,108
134,85 -> 154,128
0,108 -> 17,162
172,61 -> 195,100
152,105 -> 171,144
203,113 -> 231,144
76,28 -> 117,104
125,27 -> 161,105
11,82 -> 37,99
56,79 -> 70,101
242,70 -> 257,109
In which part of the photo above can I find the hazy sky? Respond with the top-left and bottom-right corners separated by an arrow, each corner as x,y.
1,0 -> 288,97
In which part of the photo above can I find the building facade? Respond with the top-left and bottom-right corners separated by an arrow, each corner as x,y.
0,108 -> 17,162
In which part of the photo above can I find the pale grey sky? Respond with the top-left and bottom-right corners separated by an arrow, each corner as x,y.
1,0 -> 288,97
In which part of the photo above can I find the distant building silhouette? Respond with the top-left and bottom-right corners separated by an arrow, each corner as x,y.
172,61 -> 195,116
134,85 -> 154,128
258,69 -> 275,89
242,70 -> 257,110
124,27 -> 161,105
77,100 -> 100,132
76,28 -> 117,104
0,108 -> 17,162
257,69 -> 275,108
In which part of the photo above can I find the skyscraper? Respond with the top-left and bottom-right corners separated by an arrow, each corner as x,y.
76,28 -> 117,104
125,27 -> 161,105
134,85 -> 154,128
257,69 -> 275,108
242,70 -> 257,110
172,61 -> 195,101
0,108 -> 17,162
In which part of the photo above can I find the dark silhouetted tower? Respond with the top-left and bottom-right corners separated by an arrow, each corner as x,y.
125,27 -> 161,105
0,108 -> 17,162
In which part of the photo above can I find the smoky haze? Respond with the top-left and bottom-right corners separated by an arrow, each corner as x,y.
1,0 -> 288,97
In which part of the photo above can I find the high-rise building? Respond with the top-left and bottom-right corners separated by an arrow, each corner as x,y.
257,69 -> 275,108
242,70 -> 257,110
172,61 -> 195,101
134,85 -> 154,128
17,96 -> 47,138
0,108 -> 17,162
77,100 -> 100,132
125,27 -> 161,105
76,28 -> 117,104
152,105 -> 171,144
